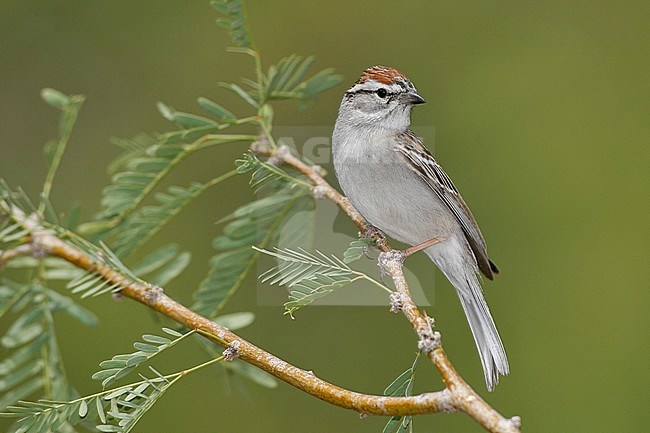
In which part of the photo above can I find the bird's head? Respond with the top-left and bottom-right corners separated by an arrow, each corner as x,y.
339,65 -> 425,131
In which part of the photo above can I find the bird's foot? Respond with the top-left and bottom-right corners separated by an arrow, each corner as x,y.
360,225 -> 387,259
377,250 -> 405,282
362,225 -> 386,241
377,236 -> 445,282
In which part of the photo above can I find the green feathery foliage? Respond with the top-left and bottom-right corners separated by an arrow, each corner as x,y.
1,334 -> 224,433
111,175 -> 236,257
342,238 -> 374,264
0,90 -> 108,432
210,0 -> 253,48
382,352 -> 421,433
92,328 -> 194,389
255,246 -> 391,317
0,181 -> 38,249
0,280 -> 98,433
130,244 -> 191,288
219,52 -> 343,109
79,133 -> 253,244
39,88 -> 85,217
237,152 -> 312,192
1,369 -> 178,433
191,153 -> 313,318
264,55 -> 343,106
192,190 -> 312,318
0,1 -> 349,430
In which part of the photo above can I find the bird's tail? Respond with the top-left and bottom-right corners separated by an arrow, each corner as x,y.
427,250 -> 509,391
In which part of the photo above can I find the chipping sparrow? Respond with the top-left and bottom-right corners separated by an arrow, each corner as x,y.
331,66 -> 509,390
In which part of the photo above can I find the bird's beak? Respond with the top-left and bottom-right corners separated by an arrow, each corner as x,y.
400,91 -> 426,105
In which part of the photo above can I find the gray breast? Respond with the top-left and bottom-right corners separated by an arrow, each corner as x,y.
333,134 -> 455,246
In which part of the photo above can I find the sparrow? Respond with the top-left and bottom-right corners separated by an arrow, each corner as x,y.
331,65 -> 509,390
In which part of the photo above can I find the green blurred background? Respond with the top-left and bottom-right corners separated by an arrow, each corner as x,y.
1,1 -> 649,432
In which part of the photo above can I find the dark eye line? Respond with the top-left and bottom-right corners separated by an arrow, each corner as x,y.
351,89 -> 395,97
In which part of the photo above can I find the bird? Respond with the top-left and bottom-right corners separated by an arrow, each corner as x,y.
331,65 -> 509,390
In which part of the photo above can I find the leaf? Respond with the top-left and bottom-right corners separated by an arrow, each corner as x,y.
197,97 -> 237,122
161,327 -> 182,337
210,0 -> 253,48
44,288 -> 100,326
0,334 -> 47,375
99,360 -> 127,369
0,282 -> 81,418
2,320 -> 43,348
96,425 -> 122,432
219,82 -> 259,108
0,222 -> 27,243
157,101 -> 219,129
213,312 -> 255,330
133,343 -> 159,353
343,238 -> 373,264
106,134 -> 156,175
92,369 -> 122,381
149,251 -> 191,287
382,352 -> 420,433
131,244 -> 181,276
95,396 -> 106,423
0,377 -> 44,411
140,334 -> 170,345
131,244 -> 193,288
383,416 -> 403,433
41,88 -> 69,109
78,400 -> 88,418
384,368 -> 413,396
228,360 -> 278,389
27,371 -> 170,433
39,89 -> 84,214
0,361 -> 42,392
159,124 -> 225,145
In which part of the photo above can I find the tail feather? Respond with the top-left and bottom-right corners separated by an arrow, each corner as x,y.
426,247 -> 509,391
457,275 -> 509,391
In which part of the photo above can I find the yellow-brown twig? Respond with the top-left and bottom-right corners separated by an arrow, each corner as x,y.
33,227 -> 453,416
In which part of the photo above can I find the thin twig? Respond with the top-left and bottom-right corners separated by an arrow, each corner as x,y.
0,244 -> 32,266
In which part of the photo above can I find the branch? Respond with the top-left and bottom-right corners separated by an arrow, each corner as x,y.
0,244 -> 33,266
253,144 -> 521,433
1,209 -> 454,417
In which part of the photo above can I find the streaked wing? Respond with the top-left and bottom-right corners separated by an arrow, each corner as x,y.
396,130 -> 498,279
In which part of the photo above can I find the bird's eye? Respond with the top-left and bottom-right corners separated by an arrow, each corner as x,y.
376,88 -> 388,98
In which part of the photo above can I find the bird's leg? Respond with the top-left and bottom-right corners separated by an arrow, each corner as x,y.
402,237 -> 443,257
